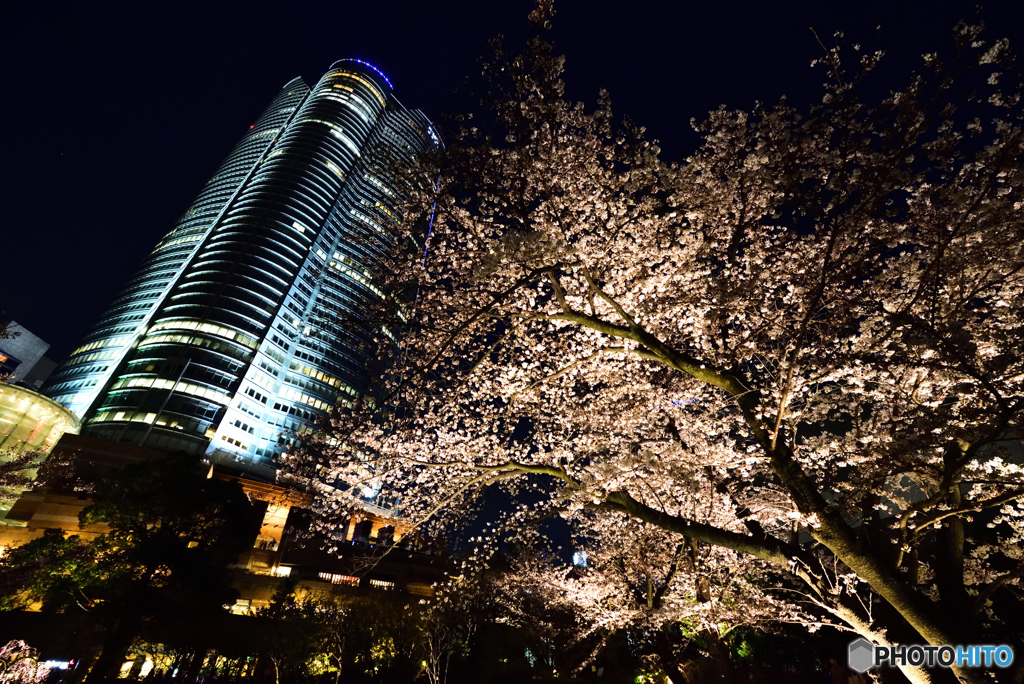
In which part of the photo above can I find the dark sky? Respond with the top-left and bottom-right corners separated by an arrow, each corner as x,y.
3,0 -> 1022,361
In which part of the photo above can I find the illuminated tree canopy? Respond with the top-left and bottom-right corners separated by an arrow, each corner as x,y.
291,7 -> 1024,683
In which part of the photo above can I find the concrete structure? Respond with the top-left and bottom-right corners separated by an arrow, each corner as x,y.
0,433 -> 447,611
0,321 -> 56,388
43,60 -> 438,478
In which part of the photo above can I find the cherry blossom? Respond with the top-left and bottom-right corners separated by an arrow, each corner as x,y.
287,10 -> 1024,683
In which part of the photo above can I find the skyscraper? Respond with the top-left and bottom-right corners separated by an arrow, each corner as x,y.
44,60 -> 438,477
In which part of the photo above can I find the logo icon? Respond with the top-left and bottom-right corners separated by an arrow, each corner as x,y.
849,638 -> 875,673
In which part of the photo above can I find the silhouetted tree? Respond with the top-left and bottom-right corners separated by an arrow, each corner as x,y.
0,454 -> 261,681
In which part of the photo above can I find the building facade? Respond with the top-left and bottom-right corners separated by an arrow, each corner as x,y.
0,383 -> 80,520
43,60 -> 437,477
0,321 -> 56,388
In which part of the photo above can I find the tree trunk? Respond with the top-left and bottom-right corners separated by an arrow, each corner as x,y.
127,654 -> 146,680
703,630 -> 735,684
84,621 -> 138,683
183,649 -> 206,684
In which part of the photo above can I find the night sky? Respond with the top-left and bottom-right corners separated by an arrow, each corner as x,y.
3,0 -> 1022,361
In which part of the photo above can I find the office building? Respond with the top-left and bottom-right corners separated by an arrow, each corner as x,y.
43,60 -> 437,477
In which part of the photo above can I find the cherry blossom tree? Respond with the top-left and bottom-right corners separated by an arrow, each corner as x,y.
421,585 -> 482,684
288,6 -> 1024,683
0,641 -> 50,684
0,447 -> 78,505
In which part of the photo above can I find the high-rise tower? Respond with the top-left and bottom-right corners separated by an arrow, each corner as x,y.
44,60 -> 437,477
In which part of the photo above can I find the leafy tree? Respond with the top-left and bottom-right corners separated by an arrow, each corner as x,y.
252,584 -> 424,684
292,5 -> 1024,683
422,580 -> 486,684
304,592 -> 375,684
362,592 -> 424,683
254,580 -> 325,684
0,454 -> 260,681
0,529 -> 99,612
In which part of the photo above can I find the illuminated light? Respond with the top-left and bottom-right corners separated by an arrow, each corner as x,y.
319,572 -> 359,586
324,160 -> 346,179
348,208 -> 384,234
328,257 -> 384,298
329,70 -> 387,108
111,376 -> 232,406
332,128 -> 362,155
363,173 -> 396,198
147,319 -> 258,349
303,117 -> 365,154
137,333 -> 249,360
156,233 -> 203,250
70,336 -> 133,357
330,58 -> 394,90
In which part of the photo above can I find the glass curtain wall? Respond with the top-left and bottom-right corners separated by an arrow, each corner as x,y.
44,79 -> 310,418
44,61 -> 437,476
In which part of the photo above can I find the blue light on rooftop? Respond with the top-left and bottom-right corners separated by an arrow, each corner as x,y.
333,58 -> 394,90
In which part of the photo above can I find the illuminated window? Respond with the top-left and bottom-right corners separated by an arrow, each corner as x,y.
328,257 -> 384,298
363,174 -> 396,198
349,209 -> 383,233
147,319 -> 257,349
221,435 -> 248,450
331,71 -> 386,107
369,579 -> 394,591
70,336 -> 133,357
110,376 -> 232,406
324,160 -> 346,179
277,387 -> 331,412
229,599 -> 252,615
319,572 -> 360,586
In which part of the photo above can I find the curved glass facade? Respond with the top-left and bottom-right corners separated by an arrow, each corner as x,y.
0,383 -> 81,519
43,61 -> 437,476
